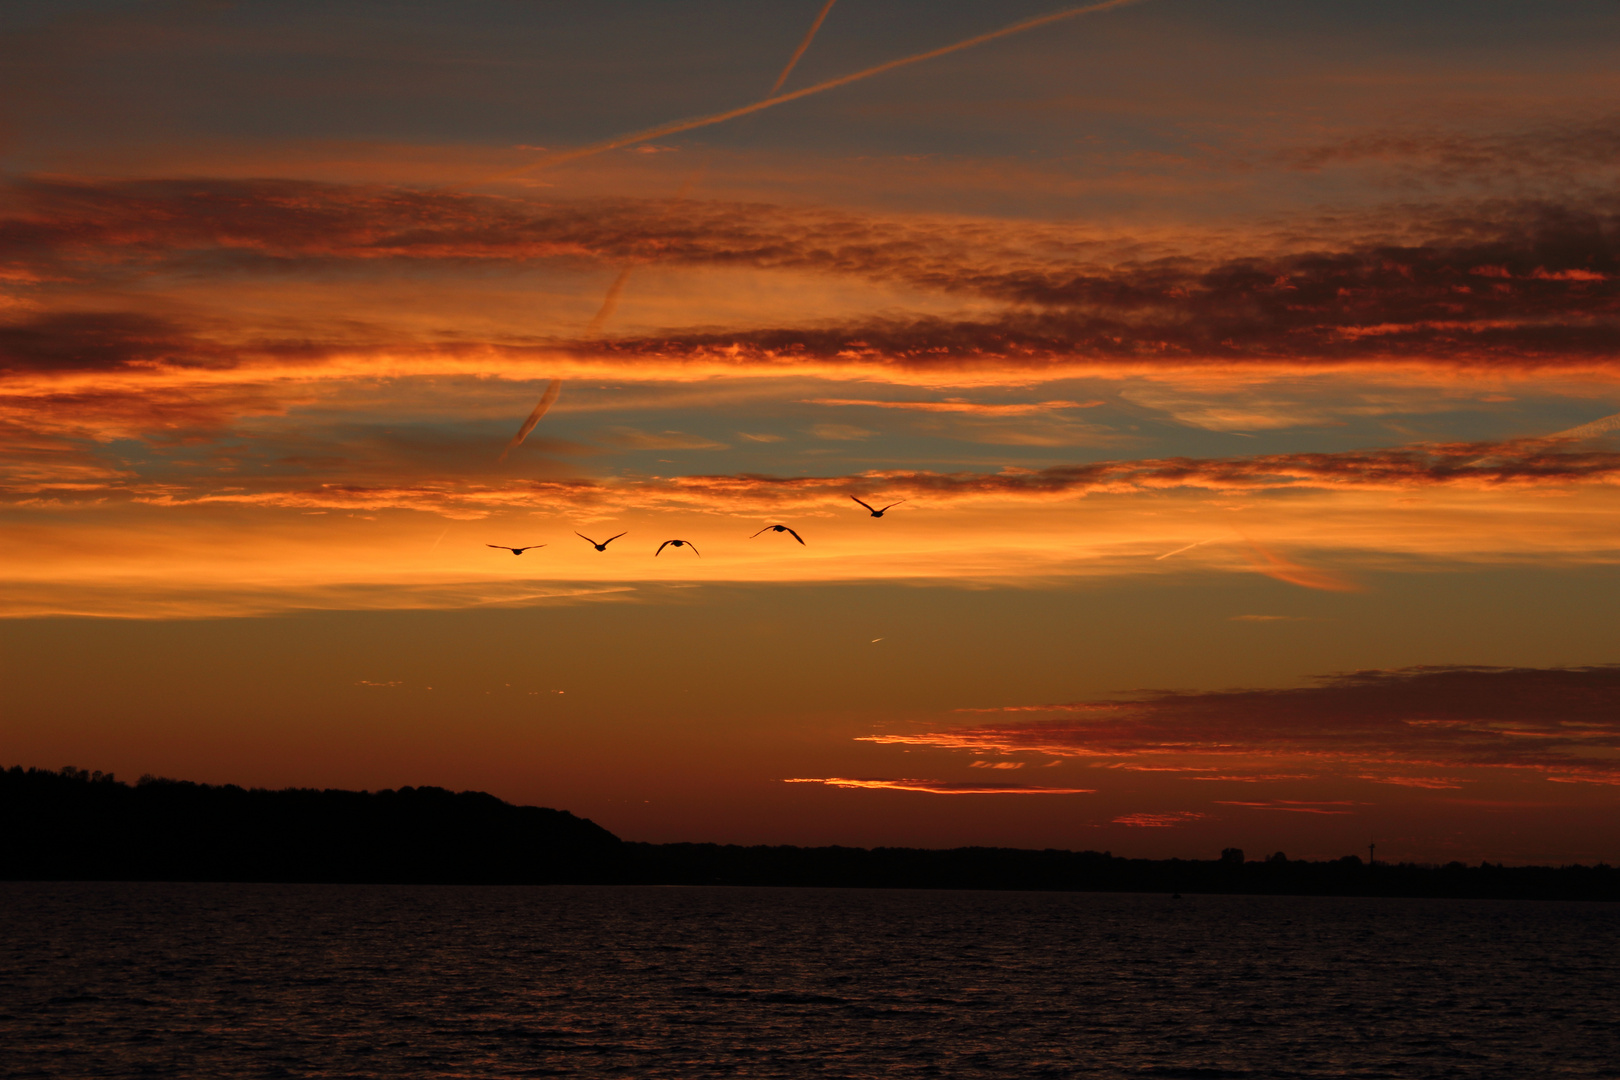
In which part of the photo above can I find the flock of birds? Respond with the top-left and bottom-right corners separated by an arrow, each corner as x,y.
486,497 -> 905,557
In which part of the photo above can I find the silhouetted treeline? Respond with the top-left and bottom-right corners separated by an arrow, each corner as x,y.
4,766 -> 1617,900
0,766 -> 621,884
629,843 -> 1620,901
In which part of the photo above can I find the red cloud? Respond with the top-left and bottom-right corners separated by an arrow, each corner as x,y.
1214,801 -> 1359,815
1112,811 -> 1207,827
0,313 -> 233,375
1358,775 -> 1466,790
782,777 -> 1095,795
6,178 -> 1619,374
860,665 -> 1620,783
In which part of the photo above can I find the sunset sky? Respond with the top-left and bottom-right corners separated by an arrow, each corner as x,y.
5,0 -> 1620,864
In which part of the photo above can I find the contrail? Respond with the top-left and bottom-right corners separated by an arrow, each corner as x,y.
771,0 -> 839,95
584,266 -> 635,336
1551,411 -> 1620,440
1154,538 -> 1214,561
580,1 -> 842,335
496,0 -> 1148,177
498,378 -> 563,461
1467,408 -> 1620,468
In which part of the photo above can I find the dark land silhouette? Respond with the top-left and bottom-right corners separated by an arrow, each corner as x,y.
4,765 -> 1616,900
2,765 -> 620,885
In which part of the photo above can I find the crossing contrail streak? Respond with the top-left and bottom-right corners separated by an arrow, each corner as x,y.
498,378 -> 563,461
580,0 -> 842,335
1154,538 -> 1215,561
585,266 -> 635,336
1551,411 -> 1620,440
771,0 -> 839,95
1466,409 -> 1620,467
496,0 -> 1149,177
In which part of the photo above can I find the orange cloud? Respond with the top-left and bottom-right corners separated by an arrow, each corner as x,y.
1244,540 -> 1361,593
1112,811 -> 1206,827
805,398 -> 1106,415
8,179 -> 1620,377
1186,774 -> 1316,783
859,665 -> 1620,783
782,777 -> 1095,795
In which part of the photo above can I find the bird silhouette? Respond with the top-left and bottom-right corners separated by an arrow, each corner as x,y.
487,544 -> 546,555
655,539 -> 700,556
851,496 -> 905,517
576,531 -> 627,552
751,524 -> 805,545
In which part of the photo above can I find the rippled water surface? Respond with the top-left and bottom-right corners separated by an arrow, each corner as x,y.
2,883 -> 1616,1078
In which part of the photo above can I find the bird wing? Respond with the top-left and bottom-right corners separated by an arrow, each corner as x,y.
487,544 -> 514,551
655,540 -> 672,556
516,545 -> 547,552
785,527 -> 805,545
575,532 -> 598,545
605,532 -> 627,544
879,500 -> 907,512
687,542 -> 700,556
750,526 -> 773,538
850,495 -> 875,512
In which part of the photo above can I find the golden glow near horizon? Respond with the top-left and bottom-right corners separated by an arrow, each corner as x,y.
5,0 -> 1620,862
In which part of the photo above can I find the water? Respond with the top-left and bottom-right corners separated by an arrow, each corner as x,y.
1,884 -> 1615,1078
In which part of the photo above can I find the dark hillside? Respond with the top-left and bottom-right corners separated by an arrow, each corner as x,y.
4,766 -> 1616,899
0,766 -> 623,884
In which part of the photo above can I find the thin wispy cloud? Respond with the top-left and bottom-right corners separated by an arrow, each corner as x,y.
1244,540 -> 1361,593
783,777 -> 1096,795
1214,801 -> 1359,815
1359,775 -> 1466,790
1112,811 -> 1206,828
806,398 -> 1105,415
16,434 -> 1618,510
859,665 -> 1620,784
600,428 -> 729,451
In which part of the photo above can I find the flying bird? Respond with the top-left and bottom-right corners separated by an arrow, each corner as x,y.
487,544 -> 547,555
655,539 -> 700,557
851,496 -> 905,517
576,531 -> 627,552
751,524 -> 805,545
